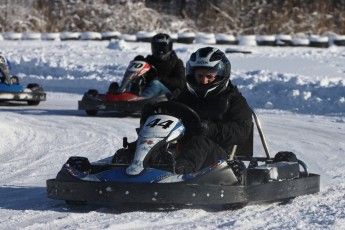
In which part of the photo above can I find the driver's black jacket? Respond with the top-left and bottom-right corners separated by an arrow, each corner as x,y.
134,51 -> 185,93
173,82 -> 253,173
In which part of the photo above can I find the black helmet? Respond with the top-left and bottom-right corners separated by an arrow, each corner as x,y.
151,33 -> 173,59
186,47 -> 231,98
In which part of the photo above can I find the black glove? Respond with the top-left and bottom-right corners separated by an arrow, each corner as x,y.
200,120 -> 210,136
130,80 -> 141,94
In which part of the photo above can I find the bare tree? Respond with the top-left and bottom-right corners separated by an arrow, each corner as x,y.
0,0 -> 344,34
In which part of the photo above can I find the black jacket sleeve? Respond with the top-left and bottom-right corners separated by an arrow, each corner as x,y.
206,93 -> 253,149
145,52 -> 186,92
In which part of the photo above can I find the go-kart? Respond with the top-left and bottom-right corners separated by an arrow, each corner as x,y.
0,76 -> 46,105
78,60 -> 168,116
47,101 -> 320,207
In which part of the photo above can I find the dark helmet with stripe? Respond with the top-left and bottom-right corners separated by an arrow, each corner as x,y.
151,33 -> 173,60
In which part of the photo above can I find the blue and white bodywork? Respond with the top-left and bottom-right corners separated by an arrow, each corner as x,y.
127,114 -> 185,175
0,79 -> 46,105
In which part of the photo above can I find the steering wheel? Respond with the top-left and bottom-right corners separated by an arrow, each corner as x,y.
140,101 -> 202,133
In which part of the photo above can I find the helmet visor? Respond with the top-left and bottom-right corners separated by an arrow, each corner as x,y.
186,60 -> 230,84
194,68 -> 217,84
152,42 -> 170,57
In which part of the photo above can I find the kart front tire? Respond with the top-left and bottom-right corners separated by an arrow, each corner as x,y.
86,110 -> 98,116
27,101 -> 40,106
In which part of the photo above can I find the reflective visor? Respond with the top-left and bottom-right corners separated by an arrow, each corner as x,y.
152,43 -> 170,56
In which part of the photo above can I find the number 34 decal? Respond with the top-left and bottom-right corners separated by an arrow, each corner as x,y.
145,118 -> 174,129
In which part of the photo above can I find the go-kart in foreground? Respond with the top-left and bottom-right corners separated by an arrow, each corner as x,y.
47,101 -> 320,207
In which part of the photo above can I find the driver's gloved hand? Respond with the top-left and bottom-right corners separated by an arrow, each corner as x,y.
143,64 -> 157,83
130,81 -> 141,94
200,120 -> 210,136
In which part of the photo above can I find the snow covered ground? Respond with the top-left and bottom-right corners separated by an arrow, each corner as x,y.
0,40 -> 344,229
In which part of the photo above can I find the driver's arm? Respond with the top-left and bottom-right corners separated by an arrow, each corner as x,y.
204,96 -> 252,145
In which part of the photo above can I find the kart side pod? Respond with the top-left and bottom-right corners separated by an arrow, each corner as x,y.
245,162 -> 300,185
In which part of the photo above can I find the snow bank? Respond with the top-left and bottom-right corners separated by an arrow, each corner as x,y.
2,40 -> 344,115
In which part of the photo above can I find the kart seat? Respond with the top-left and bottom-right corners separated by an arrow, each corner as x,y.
229,110 -> 271,161
228,110 -> 272,160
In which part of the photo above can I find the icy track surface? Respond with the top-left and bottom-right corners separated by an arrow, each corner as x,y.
0,40 -> 344,229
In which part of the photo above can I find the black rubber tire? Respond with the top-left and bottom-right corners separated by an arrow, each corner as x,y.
87,89 -> 99,97
26,83 -> 42,105
85,110 -> 98,116
27,101 -> 40,106
27,83 -> 40,90
273,151 -> 298,163
108,82 -> 119,94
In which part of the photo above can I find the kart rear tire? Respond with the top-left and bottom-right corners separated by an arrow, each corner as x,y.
87,89 -> 99,97
85,110 -> 98,116
27,101 -> 40,106
108,82 -> 119,94
27,83 -> 42,92
274,151 -> 298,163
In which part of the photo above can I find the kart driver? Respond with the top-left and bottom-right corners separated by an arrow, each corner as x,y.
0,53 -> 12,85
133,33 -> 185,98
113,47 -> 252,175
173,47 -> 253,174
